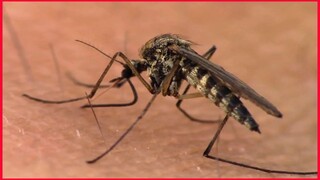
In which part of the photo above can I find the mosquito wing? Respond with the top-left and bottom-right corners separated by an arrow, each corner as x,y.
171,45 -> 282,118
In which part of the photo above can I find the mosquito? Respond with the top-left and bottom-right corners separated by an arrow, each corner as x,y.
23,34 -> 317,175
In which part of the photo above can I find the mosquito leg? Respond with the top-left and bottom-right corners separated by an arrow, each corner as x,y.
203,115 -> 229,156
22,51 -> 123,104
176,45 -> 219,123
161,60 -> 181,96
66,72 -> 110,88
81,78 -> 138,108
23,46 -> 155,104
80,51 -> 158,108
175,89 -> 221,124
163,45 -> 215,97
162,45 -> 215,96
177,92 -> 203,99
160,56 -> 219,122
87,93 -> 158,164
116,52 -> 155,94
203,115 -> 317,175
202,45 -> 216,60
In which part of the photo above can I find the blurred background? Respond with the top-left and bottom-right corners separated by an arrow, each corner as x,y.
3,2 -> 317,178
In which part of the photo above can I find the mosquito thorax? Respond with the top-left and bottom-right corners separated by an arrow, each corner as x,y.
139,34 -> 193,62
138,34 -> 194,89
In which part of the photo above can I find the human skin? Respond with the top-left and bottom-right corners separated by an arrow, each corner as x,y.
3,2 -> 317,178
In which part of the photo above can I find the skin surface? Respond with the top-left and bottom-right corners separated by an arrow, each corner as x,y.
3,2 -> 317,178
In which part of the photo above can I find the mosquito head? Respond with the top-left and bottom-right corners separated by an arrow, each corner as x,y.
108,60 -> 147,89
118,60 -> 147,79
139,34 -> 194,63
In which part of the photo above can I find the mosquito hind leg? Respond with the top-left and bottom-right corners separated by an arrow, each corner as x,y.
203,115 -> 229,157
203,115 -> 317,175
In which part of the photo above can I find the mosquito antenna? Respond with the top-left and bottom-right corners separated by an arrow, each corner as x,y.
81,78 -> 138,108
86,93 -> 157,164
85,92 -> 107,146
75,40 -> 125,66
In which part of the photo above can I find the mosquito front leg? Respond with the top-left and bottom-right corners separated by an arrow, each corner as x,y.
66,72 -> 110,88
81,78 -> 138,108
80,52 -> 157,108
22,51 -> 121,104
87,93 -> 158,164
161,59 -> 181,96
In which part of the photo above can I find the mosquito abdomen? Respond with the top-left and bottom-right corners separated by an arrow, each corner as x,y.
184,65 -> 260,133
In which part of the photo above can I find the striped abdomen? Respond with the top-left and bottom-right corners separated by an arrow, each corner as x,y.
182,66 -> 260,132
